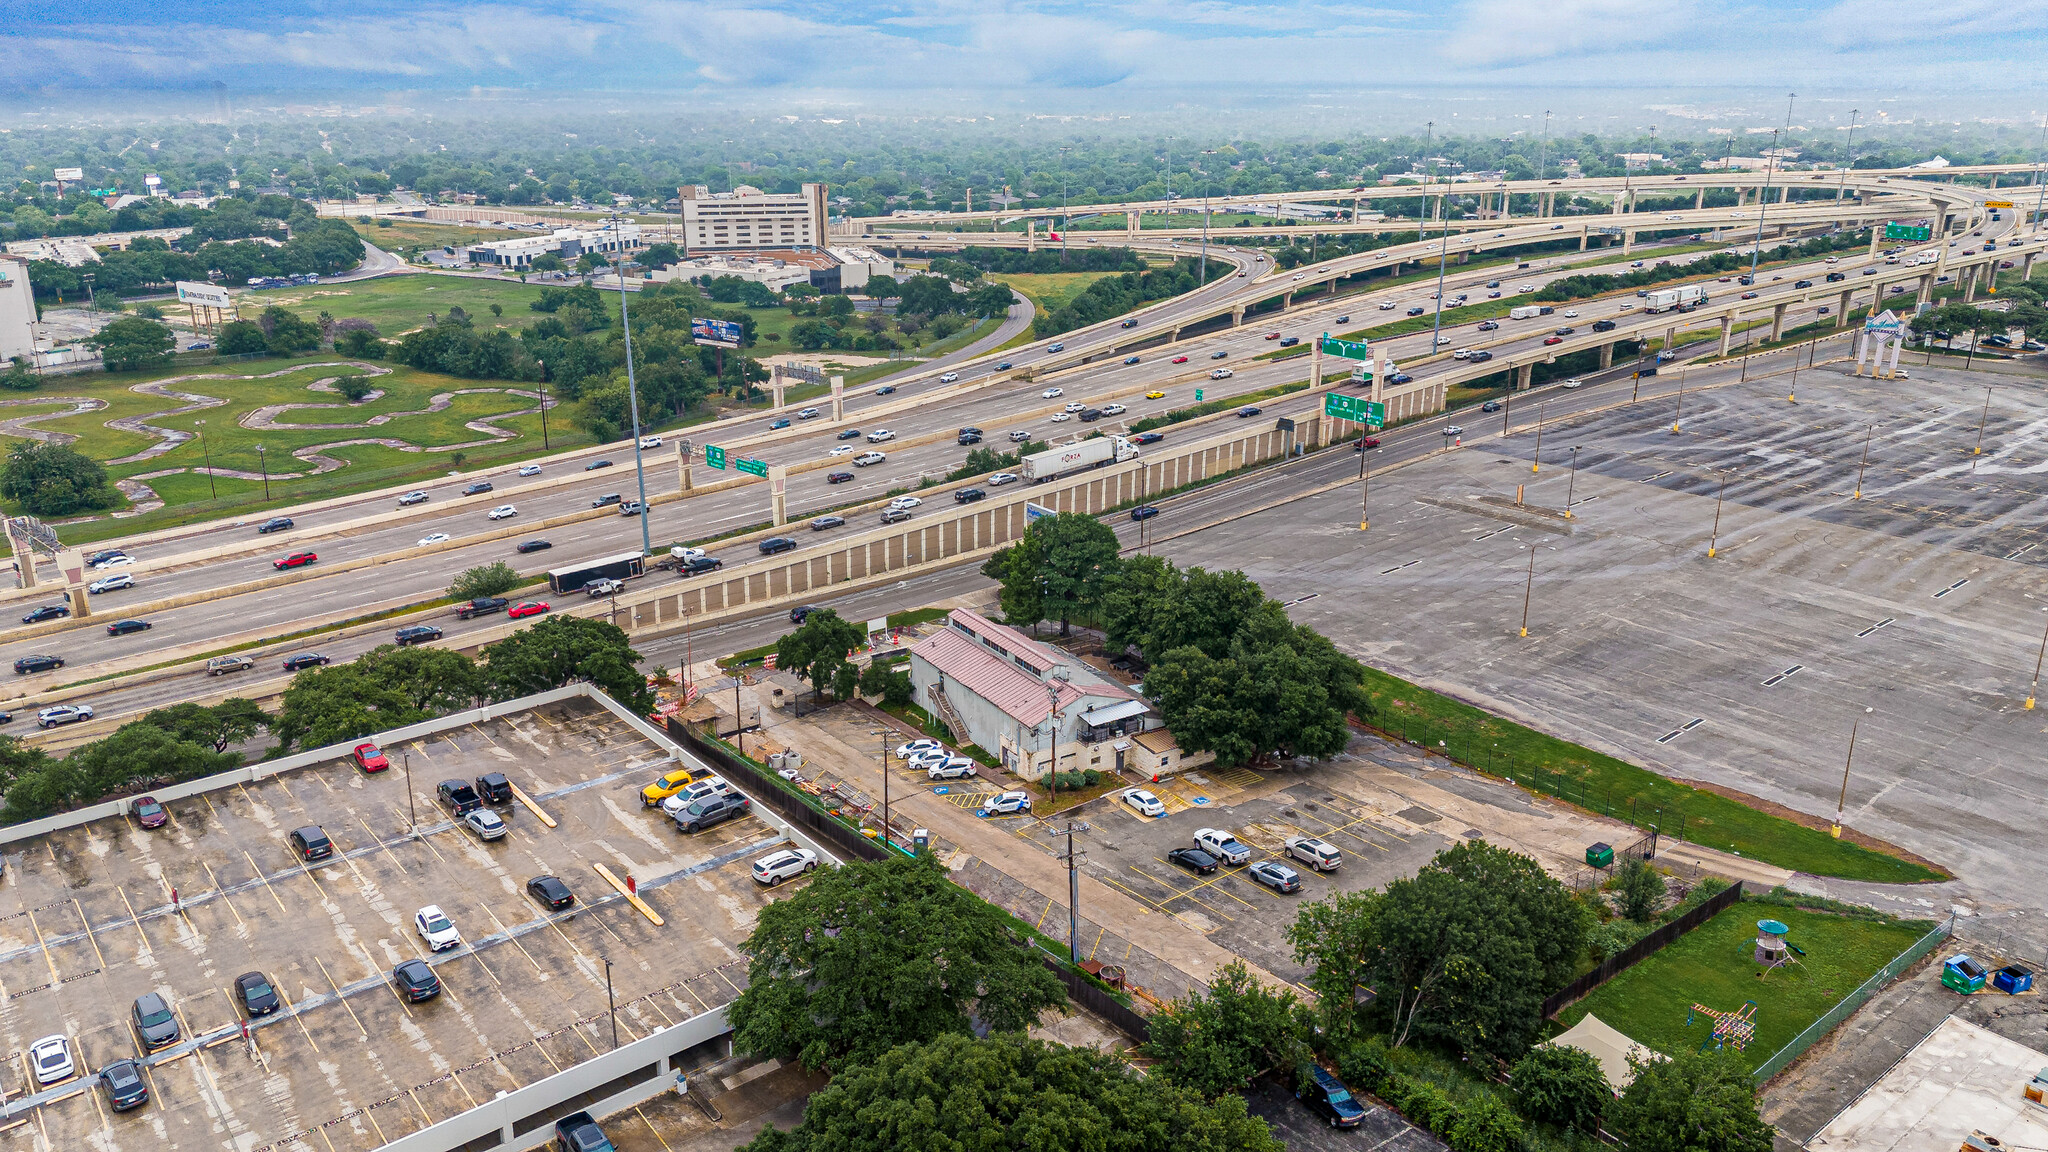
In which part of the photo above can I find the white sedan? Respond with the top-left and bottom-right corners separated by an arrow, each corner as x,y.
29,1035 -> 72,1085
1042,387 -> 1064,399
418,533 -> 451,547
895,739 -> 943,760
92,555 -> 136,570
1563,309 -> 1580,318
518,464 -> 543,476
927,756 -> 978,780
979,790 -> 1033,816
1063,402 -> 1085,413
416,905 -> 461,951
988,472 -> 1019,486
888,496 -> 923,510
830,444 -> 855,456
1121,788 -> 1166,818
487,504 -> 518,520
1048,412 -> 1072,422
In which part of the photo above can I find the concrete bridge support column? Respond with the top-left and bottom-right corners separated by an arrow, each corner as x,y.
1230,305 -> 1246,327
1695,188 -> 1705,210
1664,326 -> 1678,354
1718,314 -> 1735,357
1517,362 -> 1534,391
1770,302 -> 1788,341
1964,266 -> 1979,302
1026,221 -> 1038,253
2023,252 -> 2037,282
1781,184 -> 1791,203
1598,343 -> 1614,370
1282,291 -> 1293,309
1836,290 -> 1853,326
1870,228 -> 1883,257
1917,274 -> 1934,306
1579,226 -> 1589,251
1623,230 -> 1636,254
830,374 -> 845,422
1990,173 -> 2000,190
1126,210 -> 1139,238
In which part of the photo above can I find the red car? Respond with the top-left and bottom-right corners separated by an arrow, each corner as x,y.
1171,355 -> 1189,364
132,796 -> 168,829
274,551 -> 317,570
1263,332 -> 1281,340
1543,336 -> 1564,346
353,742 -> 389,773
508,601 -> 550,619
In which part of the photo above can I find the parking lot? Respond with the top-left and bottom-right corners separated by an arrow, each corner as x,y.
0,697 -> 806,1152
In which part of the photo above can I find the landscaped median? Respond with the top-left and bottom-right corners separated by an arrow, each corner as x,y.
1355,666 -> 1947,883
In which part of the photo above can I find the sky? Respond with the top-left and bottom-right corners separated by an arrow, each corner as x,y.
4,0 -> 2046,100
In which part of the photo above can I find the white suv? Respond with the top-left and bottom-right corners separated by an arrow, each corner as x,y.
752,848 -> 818,886
927,756 -> 977,780
487,504 -> 518,520
89,573 -> 133,594
36,705 -> 93,728
939,371 -> 959,383
660,776 -> 732,815
866,429 -> 896,443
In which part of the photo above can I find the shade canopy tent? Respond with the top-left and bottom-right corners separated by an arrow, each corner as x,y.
1545,1013 -> 1665,1091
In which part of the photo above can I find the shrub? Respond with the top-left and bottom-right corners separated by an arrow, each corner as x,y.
1586,917 -> 1653,963
1385,1075 -> 1459,1133
1448,1093 -> 1524,1152
333,374 -> 375,402
1512,1044 -> 1610,1131
1616,859 -> 1666,922
449,561 -> 523,601
1333,1035 -> 1390,1093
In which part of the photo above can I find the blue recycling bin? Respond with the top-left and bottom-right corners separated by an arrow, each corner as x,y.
1996,965 -> 2034,995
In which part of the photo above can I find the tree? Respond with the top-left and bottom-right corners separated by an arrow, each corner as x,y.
480,615 -> 653,714
333,374 -> 374,402
217,320 -> 270,355
1616,859 -> 1666,923
1512,1044 -> 1610,1131
1023,512 -> 1121,635
773,609 -> 866,707
1448,1093 -> 1525,1152
857,659 -> 912,706
269,645 -> 479,751
1145,602 -> 1368,767
727,854 -> 1066,1072
335,328 -> 386,359
1608,1049 -> 1773,1152
983,540 -> 1045,631
1287,841 -> 1590,1058
87,315 -> 176,372
0,358 -> 37,391
740,1032 -> 1283,1152
529,253 -> 565,272
258,305 -> 322,354
449,561 -> 523,600
1145,960 -> 1313,1099
0,441 -> 121,516
141,699 -> 272,754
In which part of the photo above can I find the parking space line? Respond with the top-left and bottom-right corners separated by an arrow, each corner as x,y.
69,900 -> 106,971
358,816 -> 412,876
412,826 -> 453,867
24,909 -> 61,988
1148,859 -> 1258,911
406,1088 -> 435,1129
1035,899 -> 1053,931
476,906 -> 546,976
115,887 -> 152,956
711,966 -> 743,997
242,852 -> 293,914
447,1070 -> 479,1109
634,1106 -> 678,1152
470,723 -> 499,747
312,957 -> 370,1040
198,862 -> 246,927
278,990 -> 321,1054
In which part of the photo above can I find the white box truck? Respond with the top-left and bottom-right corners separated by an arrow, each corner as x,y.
1508,305 -> 1541,320
1020,436 -> 1140,483
1644,284 -> 1707,314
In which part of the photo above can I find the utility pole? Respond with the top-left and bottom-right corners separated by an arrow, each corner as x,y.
1531,402 -> 1545,473
1971,385 -> 1992,472
1563,446 -> 1582,517
1357,439 -> 1371,530
1537,110 -> 1551,184
2027,613 -> 2048,710
1853,424 -> 1873,498
1707,471 -> 1730,557
1837,110 -> 1859,202
610,212 -> 652,558
1831,707 -> 1873,839
603,956 -> 618,1048
1428,121 -> 1453,360
404,751 -> 416,833
1748,94 -> 1796,287
1058,822 -> 1092,965
1518,542 -> 1538,638
881,726 -> 891,847
536,359 -> 551,450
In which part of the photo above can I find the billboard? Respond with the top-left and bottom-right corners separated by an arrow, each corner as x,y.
52,167 -> 84,182
176,281 -> 233,308
690,317 -> 743,349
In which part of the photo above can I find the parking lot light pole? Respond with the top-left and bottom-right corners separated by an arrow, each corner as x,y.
603,957 -> 618,1048
1971,385 -> 1993,469
610,214 -> 652,558
1563,446 -> 1582,517
1853,424 -> 1873,499
194,420 -> 217,499
536,360 -> 550,451
1357,441 -> 1371,530
1531,403 -> 1545,473
1518,543 -> 1538,638
1707,471 -> 1730,557
403,751 -> 416,833
1831,706 -> 1873,839
2027,614 -> 2048,710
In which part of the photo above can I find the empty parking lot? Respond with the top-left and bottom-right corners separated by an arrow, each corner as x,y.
0,697 -> 807,1152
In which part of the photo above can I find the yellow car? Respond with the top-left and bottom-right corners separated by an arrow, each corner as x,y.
640,767 -> 697,806
1144,390 -> 1166,400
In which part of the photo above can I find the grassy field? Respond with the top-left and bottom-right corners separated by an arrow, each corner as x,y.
347,220 -> 509,254
1359,666 -> 1946,882
1558,901 -> 1933,1071
242,274 -> 550,336
991,271 -> 1134,315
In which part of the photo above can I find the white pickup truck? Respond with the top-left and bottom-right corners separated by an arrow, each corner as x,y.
1284,835 -> 1342,872
1192,828 -> 1251,866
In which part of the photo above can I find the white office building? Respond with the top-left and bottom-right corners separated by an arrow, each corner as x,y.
679,184 -> 827,255
0,256 -> 36,365
465,224 -> 642,269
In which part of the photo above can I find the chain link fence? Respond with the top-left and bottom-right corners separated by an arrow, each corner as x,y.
1748,916 -> 1953,1084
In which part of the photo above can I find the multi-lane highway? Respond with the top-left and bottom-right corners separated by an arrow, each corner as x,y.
2,176 -> 2028,737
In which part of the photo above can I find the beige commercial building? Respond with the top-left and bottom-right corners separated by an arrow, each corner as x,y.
679,184 -> 827,255
0,256 -> 36,365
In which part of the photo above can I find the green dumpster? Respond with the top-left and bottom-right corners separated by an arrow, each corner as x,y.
1586,842 -> 1614,869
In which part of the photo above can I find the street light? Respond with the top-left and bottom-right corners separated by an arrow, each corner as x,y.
193,419 -> 217,500
1706,470 -> 1730,557
2027,612 -> 2048,710
1563,446 -> 1582,517
1830,706 -> 1874,839
1357,438 -> 1372,530
1531,402 -> 1545,473
1853,423 -> 1873,498
255,445 -> 269,500
536,359 -> 551,451
1518,542 -> 1538,638
608,212 -> 653,559
602,956 -> 618,1049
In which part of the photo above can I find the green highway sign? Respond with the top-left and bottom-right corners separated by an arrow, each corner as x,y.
1320,335 -> 1371,360
736,458 -> 768,478
1324,392 -> 1385,430
704,444 -> 728,470
1883,222 -> 1932,242
1194,389 -> 1204,402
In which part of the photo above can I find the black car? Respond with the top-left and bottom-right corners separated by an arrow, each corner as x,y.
1826,271 -> 1848,282
235,971 -> 280,1016
1278,336 -> 1299,347
395,625 -> 444,646
1130,505 -> 1159,521
22,605 -> 69,624
875,385 -> 897,395
1984,334 -> 2013,348
1406,306 -> 1425,316
281,653 -> 329,671
1468,350 -> 1493,363
475,772 -> 513,804
1299,1066 -> 1368,1128
463,481 -> 494,495
133,992 -> 180,1050
585,459 -> 614,471
1079,409 -> 1103,422
835,428 -> 864,441
592,493 -> 623,508
98,1060 -> 149,1111
958,431 -> 983,444
13,654 -> 62,674
437,779 -> 483,815
759,537 -> 798,555
456,597 -> 509,620
258,516 -> 295,534
810,515 -> 845,531
1167,847 -> 1219,875
1120,319 -> 1138,329
1554,326 -> 1575,336
1237,406 -> 1263,418
1481,400 -> 1502,413
680,556 -> 724,576
790,605 -> 818,625
1590,319 -> 1618,332
516,539 -> 553,554
826,471 -> 854,484
1133,431 -> 1164,445
954,488 -> 985,504
528,875 -> 575,910
1794,279 -> 1814,289
393,958 -> 441,1002
85,549 -> 126,567
675,791 -> 751,832
107,619 -> 152,636
289,825 -> 335,861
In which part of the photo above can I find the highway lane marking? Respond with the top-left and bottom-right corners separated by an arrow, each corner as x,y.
2005,544 -> 2035,560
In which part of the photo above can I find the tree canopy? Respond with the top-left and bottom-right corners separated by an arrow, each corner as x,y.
1288,841 -> 1590,1058
269,644 -> 479,751
87,315 -> 176,372
1608,1049 -> 1773,1152
727,854 -> 1066,1072
1145,960 -> 1314,1099
480,615 -> 652,713
0,441 -> 120,516
773,609 -> 867,706
741,1032 -> 1283,1152
986,511 -> 1120,636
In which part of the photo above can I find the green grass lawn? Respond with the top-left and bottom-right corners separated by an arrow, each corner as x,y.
991,271 -> 1133,315
1360,667 -> 1945,882
242,274 -> 550,336
1558,902 -> 1933,1072
349,220 -> 512,254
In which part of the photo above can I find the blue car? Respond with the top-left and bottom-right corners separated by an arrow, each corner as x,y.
1299,1066 -> 1367,1128
769,418 -> 791,429
996,361 -> 1013,370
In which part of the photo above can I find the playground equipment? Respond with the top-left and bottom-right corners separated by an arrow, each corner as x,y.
1943,954 -> 1989,994
1688,1000 -> 1758,1052
1754,919 -> 1805,975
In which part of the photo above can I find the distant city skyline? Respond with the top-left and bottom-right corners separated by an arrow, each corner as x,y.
4,0 -> 2046,102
